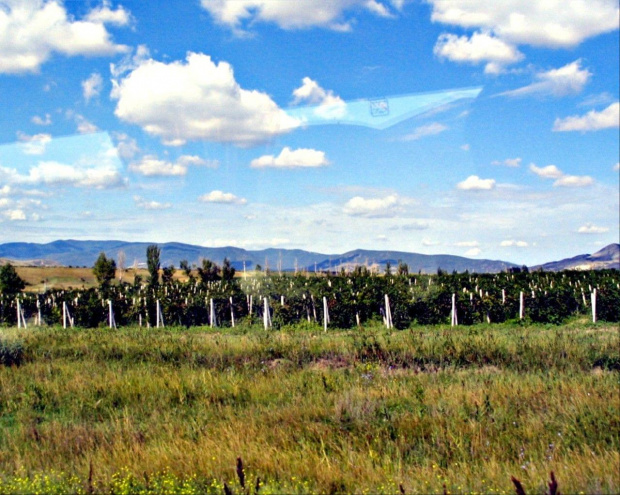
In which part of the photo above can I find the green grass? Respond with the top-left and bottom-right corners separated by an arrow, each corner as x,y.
0,320 -> 618,494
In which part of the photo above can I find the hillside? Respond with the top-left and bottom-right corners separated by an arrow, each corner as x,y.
530,243 -> 619,272
0,240 -> 517,274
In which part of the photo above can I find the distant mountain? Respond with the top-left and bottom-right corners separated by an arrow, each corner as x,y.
530,243 -> 619,272
0,240 -> 517,273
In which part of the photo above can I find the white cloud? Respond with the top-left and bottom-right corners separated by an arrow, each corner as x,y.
455,241 -> 479,247
553,175 -> 594,188
578,223 -> 609,234
529,164 -> 563,179
201,0 -> 403,31
428,0 -> 619,48
82,72 -> 103,103
614,162 -> 620,172
579,92 -> 615,108
31,113 -> 51,126
85,1 -> 131,26
401,122 -> 448,141
5,209 -> 26,221
134,196 -> 171,210
199,190 -> 247,205
457,175 -> 495,190
112,52 -> 299,147
422,238 -> 440,247
460,143 -> 470,151
111,132 -> 140,160
465,247 -> 481,256
0,161 -> 124,189
500,240 -> 528,247
529,163 -> 593,188
75,115 -> 99,134
250,147 -> 329,169
0,0 -> 129,74
401,221 -> 429,231
501,60 -> 591,97
553,102 -> 619,132
492,157 -> 521,167
16,132 -> 51,155
292,77 -> 347,119
343,194 -> 403,218
434,32 -> 523,73
129,154 -> 214,177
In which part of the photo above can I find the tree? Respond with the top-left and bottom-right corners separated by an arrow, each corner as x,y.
146,244 -> 161,288
92,253 -> 116,289
197,259 -> 220,284
162,265 -> 175,286
117,250 -> 126,281
221,258 -> 235,282
396,261 -> 409,277
0,263 -> 26,296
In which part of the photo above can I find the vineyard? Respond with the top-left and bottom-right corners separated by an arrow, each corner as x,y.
2,262 -> 619,329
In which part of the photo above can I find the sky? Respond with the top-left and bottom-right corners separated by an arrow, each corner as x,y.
0,0 -> 618,265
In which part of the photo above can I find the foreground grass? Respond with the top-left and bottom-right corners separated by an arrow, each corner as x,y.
0,321 -> 618,493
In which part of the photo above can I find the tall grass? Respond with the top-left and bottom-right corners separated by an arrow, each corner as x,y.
0,321 -> 618,493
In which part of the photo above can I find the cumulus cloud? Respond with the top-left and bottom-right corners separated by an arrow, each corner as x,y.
492,157 -> 521,167
422,238 -> 440,247
553,102 -> 619,132
529,164 -> 563,179
201,0 -> 403,31
199,190 -> 247,205
553,175 -> 594,188
129,154 -> 215,177
291,77 -> 347,120
82,72 -> 103,103
31,113 -> 51,126
112,52 -> 299,147
0,161 -> 124,189
578,224 -> 609,234
457,175 -> 495,190
500,240 -> 528,247
75,115 -> 99,134
433,32 -> 523,73
529,163 -> 594,187
0,0 -> 129,74
111,132 -> 140,160
17,132 -> 51,155
500,60 -> 591,97
427,0 -> 619,48
85,1 -> 131,26
455,241 -> 479,247
250,147 -> 329,169
465,247 -> 481,256
401,122 -> 448,141
343,194 -> 404,218
134,195 -> 171,210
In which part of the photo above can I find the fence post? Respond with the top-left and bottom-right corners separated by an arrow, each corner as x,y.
230,296 -> 235,328
108,300 -> 116,329
591,289 -> 597,323
519,291 -> 524,320
263,297 -> 271,330
384,294 -> 393,329
451,293 -> 458,327
210,298 -> 216,328
323,296 -> 329,332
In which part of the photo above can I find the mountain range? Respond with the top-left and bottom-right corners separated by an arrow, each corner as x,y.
0,240 -> 617,273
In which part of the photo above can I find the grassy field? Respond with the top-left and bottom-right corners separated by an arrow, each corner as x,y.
0,320 -> 618,494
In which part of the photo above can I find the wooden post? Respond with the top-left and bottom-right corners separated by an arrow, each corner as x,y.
263,297 -> 271,330
384,294 -> 393,329
323,296 -> 329,332
108,300 -> 116,329
230,296 -> 235,328
63,301 -> 67,329
519,291 -> 524,320
451,293 -> 457,327
210,298 -> 216,328
591,289 -> 597,323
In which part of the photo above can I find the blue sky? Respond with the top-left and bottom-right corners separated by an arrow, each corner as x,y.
0,0 -> 618,265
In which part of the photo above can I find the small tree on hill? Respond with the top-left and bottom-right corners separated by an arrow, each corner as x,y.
221,258 -> 235,282
146,245 -> 160,288
0,263 -> 26,297
92,253 -> 116,289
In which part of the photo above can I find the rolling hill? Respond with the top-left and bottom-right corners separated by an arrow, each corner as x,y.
0,240 -> 518,273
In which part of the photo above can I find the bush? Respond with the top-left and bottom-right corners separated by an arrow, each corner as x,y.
0,338 -> 24,366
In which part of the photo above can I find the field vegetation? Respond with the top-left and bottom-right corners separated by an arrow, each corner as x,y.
0,319 -> 618,494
